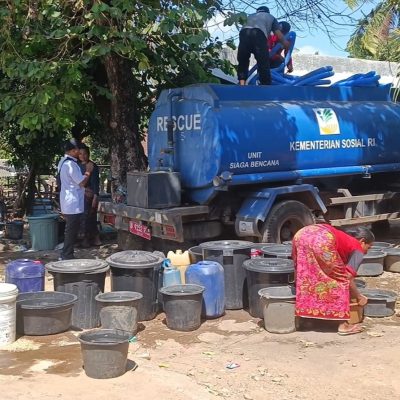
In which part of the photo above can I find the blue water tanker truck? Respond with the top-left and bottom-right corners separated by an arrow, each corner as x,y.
99,83 -> 400,249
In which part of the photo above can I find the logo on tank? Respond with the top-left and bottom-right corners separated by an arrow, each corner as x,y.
314,108 -> 340,135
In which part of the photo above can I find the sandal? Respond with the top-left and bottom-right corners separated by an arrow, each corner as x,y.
338,324 -> 364,336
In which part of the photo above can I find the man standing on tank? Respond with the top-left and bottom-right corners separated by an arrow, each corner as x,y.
237,6 -> 290,85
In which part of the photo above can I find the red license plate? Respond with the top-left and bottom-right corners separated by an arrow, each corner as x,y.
162,225 -> 176,238
103,214 -> 116,225
129,220 -> 151,240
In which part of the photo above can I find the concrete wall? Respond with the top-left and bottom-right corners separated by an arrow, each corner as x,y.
221,48 -> 399,85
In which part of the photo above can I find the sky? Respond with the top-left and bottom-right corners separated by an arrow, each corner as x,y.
208,1 -> 379,58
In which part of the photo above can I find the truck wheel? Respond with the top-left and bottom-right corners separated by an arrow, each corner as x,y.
260,200 -> 314,243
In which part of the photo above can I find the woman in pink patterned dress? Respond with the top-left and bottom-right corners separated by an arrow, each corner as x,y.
292,224 -> 374,335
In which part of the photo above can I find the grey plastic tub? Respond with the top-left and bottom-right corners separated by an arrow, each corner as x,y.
95,291 -> 143,336
371,242 -> 394,250
159,284 -> 204,331
360,288 -> 397,317
384,248 -> 400,273
261,244 -> 292,259
16,291 -> 77,335
357,250 -> 385,277
259,286 -> 296,334
79,329 -> 130,379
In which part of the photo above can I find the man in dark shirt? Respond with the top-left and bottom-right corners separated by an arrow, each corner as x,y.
237,6 -> 290,85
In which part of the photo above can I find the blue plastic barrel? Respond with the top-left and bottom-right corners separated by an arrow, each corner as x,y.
185,261 -> 225,318
5,259 -> 45,293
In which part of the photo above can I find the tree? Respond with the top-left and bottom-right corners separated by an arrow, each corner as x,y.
346,0 -> 400,62
0,1 -> 230,205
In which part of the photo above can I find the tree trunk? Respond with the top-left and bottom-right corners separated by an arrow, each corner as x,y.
102,54 -> 147,200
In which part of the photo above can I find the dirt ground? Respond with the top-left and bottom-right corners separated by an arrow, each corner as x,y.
1,226 -> 400,400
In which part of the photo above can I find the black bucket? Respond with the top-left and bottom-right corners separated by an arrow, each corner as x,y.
17,291 -> 78,335
78,329 -> 131,379
95,291 -> 143,336
243,258 -> 294,318
159,284 -> 205,331
46,259 -> 109,329
200,240 -> 252,309
5,221 -> 24,240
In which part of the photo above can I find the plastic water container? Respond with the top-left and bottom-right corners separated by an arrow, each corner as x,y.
259,286 -> 296,334
0,283 -> 18,345
186,261 -> 225,318
243,258 -> 294,318
27,214 -> 59,251
167,250 -> 190,283
159,284 -> 205,331
163,266 -> 182,287
188,246 -> 203,264
106,251 -> 164,321
79,329 -> 131,379
95,291 -> 143,336
200,240 -> 252,309
5,259 -> 45,293
46,259 -> 109,329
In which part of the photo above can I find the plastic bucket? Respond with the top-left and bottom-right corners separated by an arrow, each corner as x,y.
16,291 -> 78,335
384,248 -> 400,272
0,283 -> 19,345
357,250 -> 385,277
78,329 -> 130,379
259,285 -> 296,334
27,214 -> 59,251
243,258 -> 294,318
46,259 -> 109,329
95,291 -> 143,336
106,251 -> 164,321
188,246 -> 203,264
200,240 -> 252,309
261,244 -> 292,259
159,284 -> 205,331
5,221 -> 24,240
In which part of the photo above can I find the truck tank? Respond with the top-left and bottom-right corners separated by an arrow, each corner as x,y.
148,84 -> 400,204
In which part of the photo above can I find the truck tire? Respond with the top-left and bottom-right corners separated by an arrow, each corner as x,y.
117,230 -> 146,251
371,220 -> 390,236
260,200 -> 314,243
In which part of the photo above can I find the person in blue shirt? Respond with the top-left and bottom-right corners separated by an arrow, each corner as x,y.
237,6 -> 290,85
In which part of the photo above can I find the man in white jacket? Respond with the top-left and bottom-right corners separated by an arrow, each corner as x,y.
58,139 -> 93,260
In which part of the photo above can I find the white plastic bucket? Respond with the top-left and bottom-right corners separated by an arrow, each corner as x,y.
0,283 -> 19,345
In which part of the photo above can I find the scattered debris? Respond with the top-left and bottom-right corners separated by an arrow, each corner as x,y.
244,394 -> 253,400
226,362 -> 240,369
367,331 -> 384,337
202,351 -> 216,356
129,336 -> 138,343
158,363 -> 169,368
